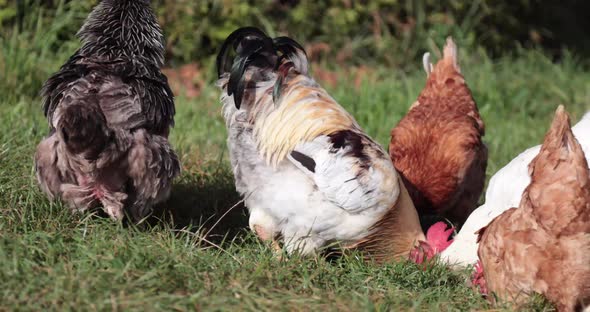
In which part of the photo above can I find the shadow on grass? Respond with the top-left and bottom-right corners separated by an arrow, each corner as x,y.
149,164 -> 249,244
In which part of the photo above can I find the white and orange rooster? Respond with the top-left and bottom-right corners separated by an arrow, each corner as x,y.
216,27 -> 453,262
476,106 -> 590,311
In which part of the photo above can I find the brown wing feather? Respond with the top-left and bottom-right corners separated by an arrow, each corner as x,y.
390,110 -> 486,223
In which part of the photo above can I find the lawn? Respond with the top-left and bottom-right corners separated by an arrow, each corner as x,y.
1,25 -> 590,310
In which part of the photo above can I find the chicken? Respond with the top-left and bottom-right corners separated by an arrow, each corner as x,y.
217,27 -> 429,262
34,0 -> 180,221
477,105 -> 590,311
441,110 -> 590,267
389,38 -> 487,226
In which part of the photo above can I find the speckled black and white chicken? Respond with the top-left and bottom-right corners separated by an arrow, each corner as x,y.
217,27 -> 427,261
34,0 -> 180,221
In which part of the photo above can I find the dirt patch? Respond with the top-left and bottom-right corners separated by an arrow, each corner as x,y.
162,63 -> 204,98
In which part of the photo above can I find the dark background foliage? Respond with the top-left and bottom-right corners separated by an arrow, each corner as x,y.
2,0 -> 589,67
1,0 -> 589,102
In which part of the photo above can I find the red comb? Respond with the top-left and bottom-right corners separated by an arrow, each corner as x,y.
425,221 -> 454,253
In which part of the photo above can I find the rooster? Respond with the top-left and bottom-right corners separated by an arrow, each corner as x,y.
389,38 -> 487,226
476,106 -> 590,311
441,110 -> 590,267
34,0 -> 180,221
216,27 -> 449,262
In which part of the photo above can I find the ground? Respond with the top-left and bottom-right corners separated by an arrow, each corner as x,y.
1,48 -> 588,311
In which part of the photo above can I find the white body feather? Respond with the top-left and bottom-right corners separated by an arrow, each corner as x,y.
221,77 -> 401,255
441,112 -> 590,266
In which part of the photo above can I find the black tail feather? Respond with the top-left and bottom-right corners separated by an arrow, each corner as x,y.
227,38 -> 272,109
272,37 -> 305,54
216,27 -> 308,109
228,53 -> 253,110
272,36 -> 307,73
216,27 -> 268,78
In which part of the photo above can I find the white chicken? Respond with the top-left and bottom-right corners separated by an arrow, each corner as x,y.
441,111 -> 590,266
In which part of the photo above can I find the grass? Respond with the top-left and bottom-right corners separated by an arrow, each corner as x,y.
2,16 -> 590,312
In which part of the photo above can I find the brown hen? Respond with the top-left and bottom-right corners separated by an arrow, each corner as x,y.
389,37 -> 487,226
477,105 -> 590,311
